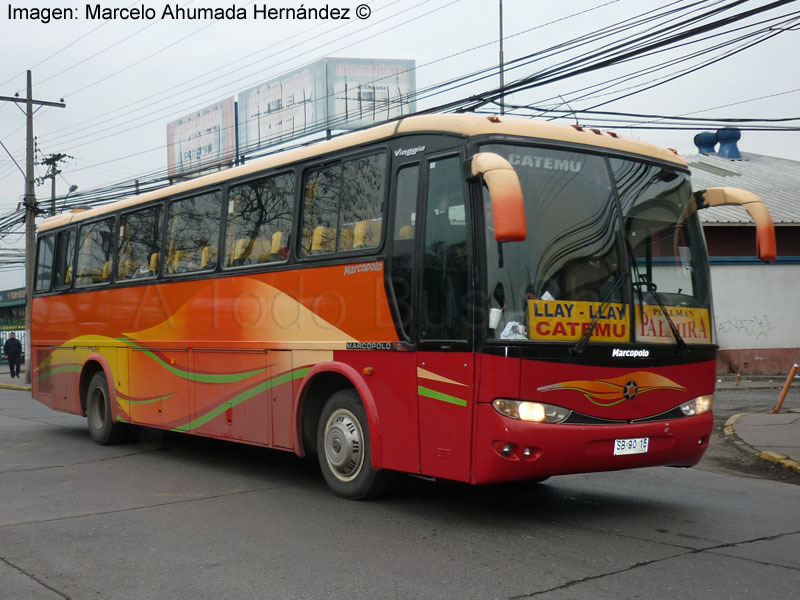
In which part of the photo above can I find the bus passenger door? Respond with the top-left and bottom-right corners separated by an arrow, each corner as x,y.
416,152 -> 475,482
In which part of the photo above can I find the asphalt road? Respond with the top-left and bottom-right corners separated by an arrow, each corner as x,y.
1,387 -> 799,600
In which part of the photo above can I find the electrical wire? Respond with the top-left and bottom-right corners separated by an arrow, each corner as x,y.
2,0 -> 797,236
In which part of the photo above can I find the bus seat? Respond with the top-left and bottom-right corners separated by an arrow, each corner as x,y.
250,238 -> 271,263
201,246 -> 218,269
149,253 -> 160,273
339,228 -> 354,251
122,258 -> 139,279
399,225 -> 415,240
311,226 -> 336,254
233,238 -> 251,265
101,261 -> 112,281
270,231 -> 286,259
171,250 -> 190,273
64,266 -> 72,284
354,220 -> 381,248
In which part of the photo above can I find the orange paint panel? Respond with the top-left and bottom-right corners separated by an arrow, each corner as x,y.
33,263 -> 399,355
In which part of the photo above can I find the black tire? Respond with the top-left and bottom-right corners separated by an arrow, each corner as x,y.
316,389 -> 388,500
86,372 -> 128,445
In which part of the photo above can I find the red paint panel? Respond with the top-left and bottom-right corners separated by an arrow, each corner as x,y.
332,350 -> 419,474
519,359 -> 716,420
417,352 -> 474,482
476,353 -> 520,404
473,402 -> 712,484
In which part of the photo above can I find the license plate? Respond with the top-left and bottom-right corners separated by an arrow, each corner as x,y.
614,437 -> 649,456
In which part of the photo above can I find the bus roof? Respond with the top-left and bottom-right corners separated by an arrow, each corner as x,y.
39,113 -> 686,233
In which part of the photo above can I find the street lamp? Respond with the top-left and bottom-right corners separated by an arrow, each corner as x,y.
61,184 -> 78,212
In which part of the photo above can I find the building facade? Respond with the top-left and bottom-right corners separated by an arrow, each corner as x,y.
688,129 -> 800,374
0,286 -> 25,365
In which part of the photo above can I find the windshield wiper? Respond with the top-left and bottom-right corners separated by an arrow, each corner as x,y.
634,279 -> 688,356
624,236 -> 688,356
570,272 -> 628,355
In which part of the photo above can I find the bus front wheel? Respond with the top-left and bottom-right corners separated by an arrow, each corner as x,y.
317,389 -> 387,499
86,372 -> 128,445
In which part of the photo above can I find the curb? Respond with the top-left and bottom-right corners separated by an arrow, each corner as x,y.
0,383 -> 31,392
756,450 -> 800,474
723,413 -> 743,436
724,413 -> 800,475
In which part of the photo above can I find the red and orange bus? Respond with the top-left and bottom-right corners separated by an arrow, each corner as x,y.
31,114 -> 776,498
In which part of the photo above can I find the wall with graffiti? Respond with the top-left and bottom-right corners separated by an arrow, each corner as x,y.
711,263 -> 799,373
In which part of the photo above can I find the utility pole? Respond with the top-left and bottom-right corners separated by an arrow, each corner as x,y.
38,153 -> 72,216
0,71 -> 66,384
499,0 -> 505,115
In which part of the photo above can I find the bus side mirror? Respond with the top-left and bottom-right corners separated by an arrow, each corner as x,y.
471,152 -> 527,242
694,187 -> 777,262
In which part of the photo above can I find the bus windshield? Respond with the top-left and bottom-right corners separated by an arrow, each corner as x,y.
483,144 -> 713,346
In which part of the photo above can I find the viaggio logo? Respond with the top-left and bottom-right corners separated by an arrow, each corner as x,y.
612,348 -> 650,358
395,146 -> 425,157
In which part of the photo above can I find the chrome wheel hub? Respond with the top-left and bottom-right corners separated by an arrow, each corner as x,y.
323,408 -> 364,482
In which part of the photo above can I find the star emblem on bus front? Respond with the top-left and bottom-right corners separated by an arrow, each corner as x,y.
537,372 -> 684,407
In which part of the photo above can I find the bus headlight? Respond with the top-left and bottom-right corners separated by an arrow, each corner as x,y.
492,399 -> 571,423
679,394 -> 714,416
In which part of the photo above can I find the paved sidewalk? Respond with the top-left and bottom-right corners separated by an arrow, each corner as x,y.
0,366 -> 31,391
726,411 -> 800,474
716,374 -> 800,474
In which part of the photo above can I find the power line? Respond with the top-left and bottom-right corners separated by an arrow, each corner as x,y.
0,0 -> 144,89
21,0 -> 408,146
37,0 -> 458,153
3,0 -> 797,230
0,0 -> 688,176
460,0 -> 796,112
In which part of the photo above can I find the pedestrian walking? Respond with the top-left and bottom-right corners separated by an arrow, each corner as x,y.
3,332 -> 22,379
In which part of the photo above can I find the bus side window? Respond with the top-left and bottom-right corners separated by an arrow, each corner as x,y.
34,234 -> 55,294
224,172 -> 294,267
118,205 -> 162,280
301,165 -> 341,256
390,164 -> 419,340
53,229 -> 75,290
166,190 -> 222,275
300,152 -> 387,257
75,218 -> 114,287
342,153 -> 386,249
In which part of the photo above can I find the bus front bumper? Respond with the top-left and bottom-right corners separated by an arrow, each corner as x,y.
472,403 -> 713,484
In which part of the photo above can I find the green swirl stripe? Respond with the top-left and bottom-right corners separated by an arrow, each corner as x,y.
122,393 -> 176,406
36,364 -> 82,382
117,338 -> 266,383
172,366 -> 312,432
418,385 -> 467,407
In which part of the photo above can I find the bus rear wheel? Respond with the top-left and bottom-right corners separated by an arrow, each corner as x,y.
86,372 -> 128,445
317,389 -> 387,499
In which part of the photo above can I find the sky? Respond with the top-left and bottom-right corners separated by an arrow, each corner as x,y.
1,0 -> 798,288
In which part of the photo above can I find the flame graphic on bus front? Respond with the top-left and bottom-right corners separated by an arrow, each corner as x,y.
537,372 -> 686,407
